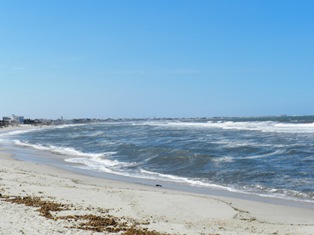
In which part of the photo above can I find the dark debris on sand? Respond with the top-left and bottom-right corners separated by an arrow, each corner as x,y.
2,195 -> 68,219
1,194 -> 168,235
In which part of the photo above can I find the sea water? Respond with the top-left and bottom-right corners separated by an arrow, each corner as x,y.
1,117 -> 314,203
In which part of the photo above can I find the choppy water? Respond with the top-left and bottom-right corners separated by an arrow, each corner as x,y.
1,117 -> 314,202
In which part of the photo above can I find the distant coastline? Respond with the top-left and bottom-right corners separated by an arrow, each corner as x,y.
1,114 -> 314,129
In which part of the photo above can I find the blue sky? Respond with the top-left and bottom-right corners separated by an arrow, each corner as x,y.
1,0 -> 314,119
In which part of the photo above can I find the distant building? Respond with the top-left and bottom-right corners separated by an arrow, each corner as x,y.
0,120 -> 6,127
0,117 -> 11,127
23,119 -> 36,125
1,115 -> 25,126
12,115 -> 24,124
3,116 -> 12,123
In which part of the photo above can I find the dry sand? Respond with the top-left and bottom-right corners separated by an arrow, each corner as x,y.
0,127 -> 314,234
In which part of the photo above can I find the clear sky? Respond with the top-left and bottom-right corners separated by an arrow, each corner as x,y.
1,0 -> 314,119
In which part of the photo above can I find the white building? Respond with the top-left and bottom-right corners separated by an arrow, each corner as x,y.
12,115 -> 24,124
3,117 -> 12,123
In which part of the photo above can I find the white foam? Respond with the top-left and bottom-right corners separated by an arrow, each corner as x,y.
85,131 -> 104,137
137,169 -> 314,202
65,158 -> 116,174
13,140 -> 113,159
0,128 -> 39,138
53,124 -> 86,129
246,185 -> 314,203
140,121 -> 314,134
14,139 -> 137,174
212,156 -> 234,163
241,149 -> 285,160
65,156 -> 139,176
139,169 -> 233,190
207,121 -> 314,133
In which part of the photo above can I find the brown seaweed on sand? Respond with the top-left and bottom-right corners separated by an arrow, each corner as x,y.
2,195 -> 68,219
1,194 -> 168,235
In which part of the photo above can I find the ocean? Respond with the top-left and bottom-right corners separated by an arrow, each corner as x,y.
1,117 -> 314,203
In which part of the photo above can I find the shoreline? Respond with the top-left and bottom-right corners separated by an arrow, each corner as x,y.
1,126 -> 314,234
5,135 -> 314,210
2,125 -> 313,209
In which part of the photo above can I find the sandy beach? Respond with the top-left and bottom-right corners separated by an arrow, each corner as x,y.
0,128 -> 314,234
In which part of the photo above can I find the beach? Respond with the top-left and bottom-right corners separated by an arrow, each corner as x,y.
0,127 -> 314,234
